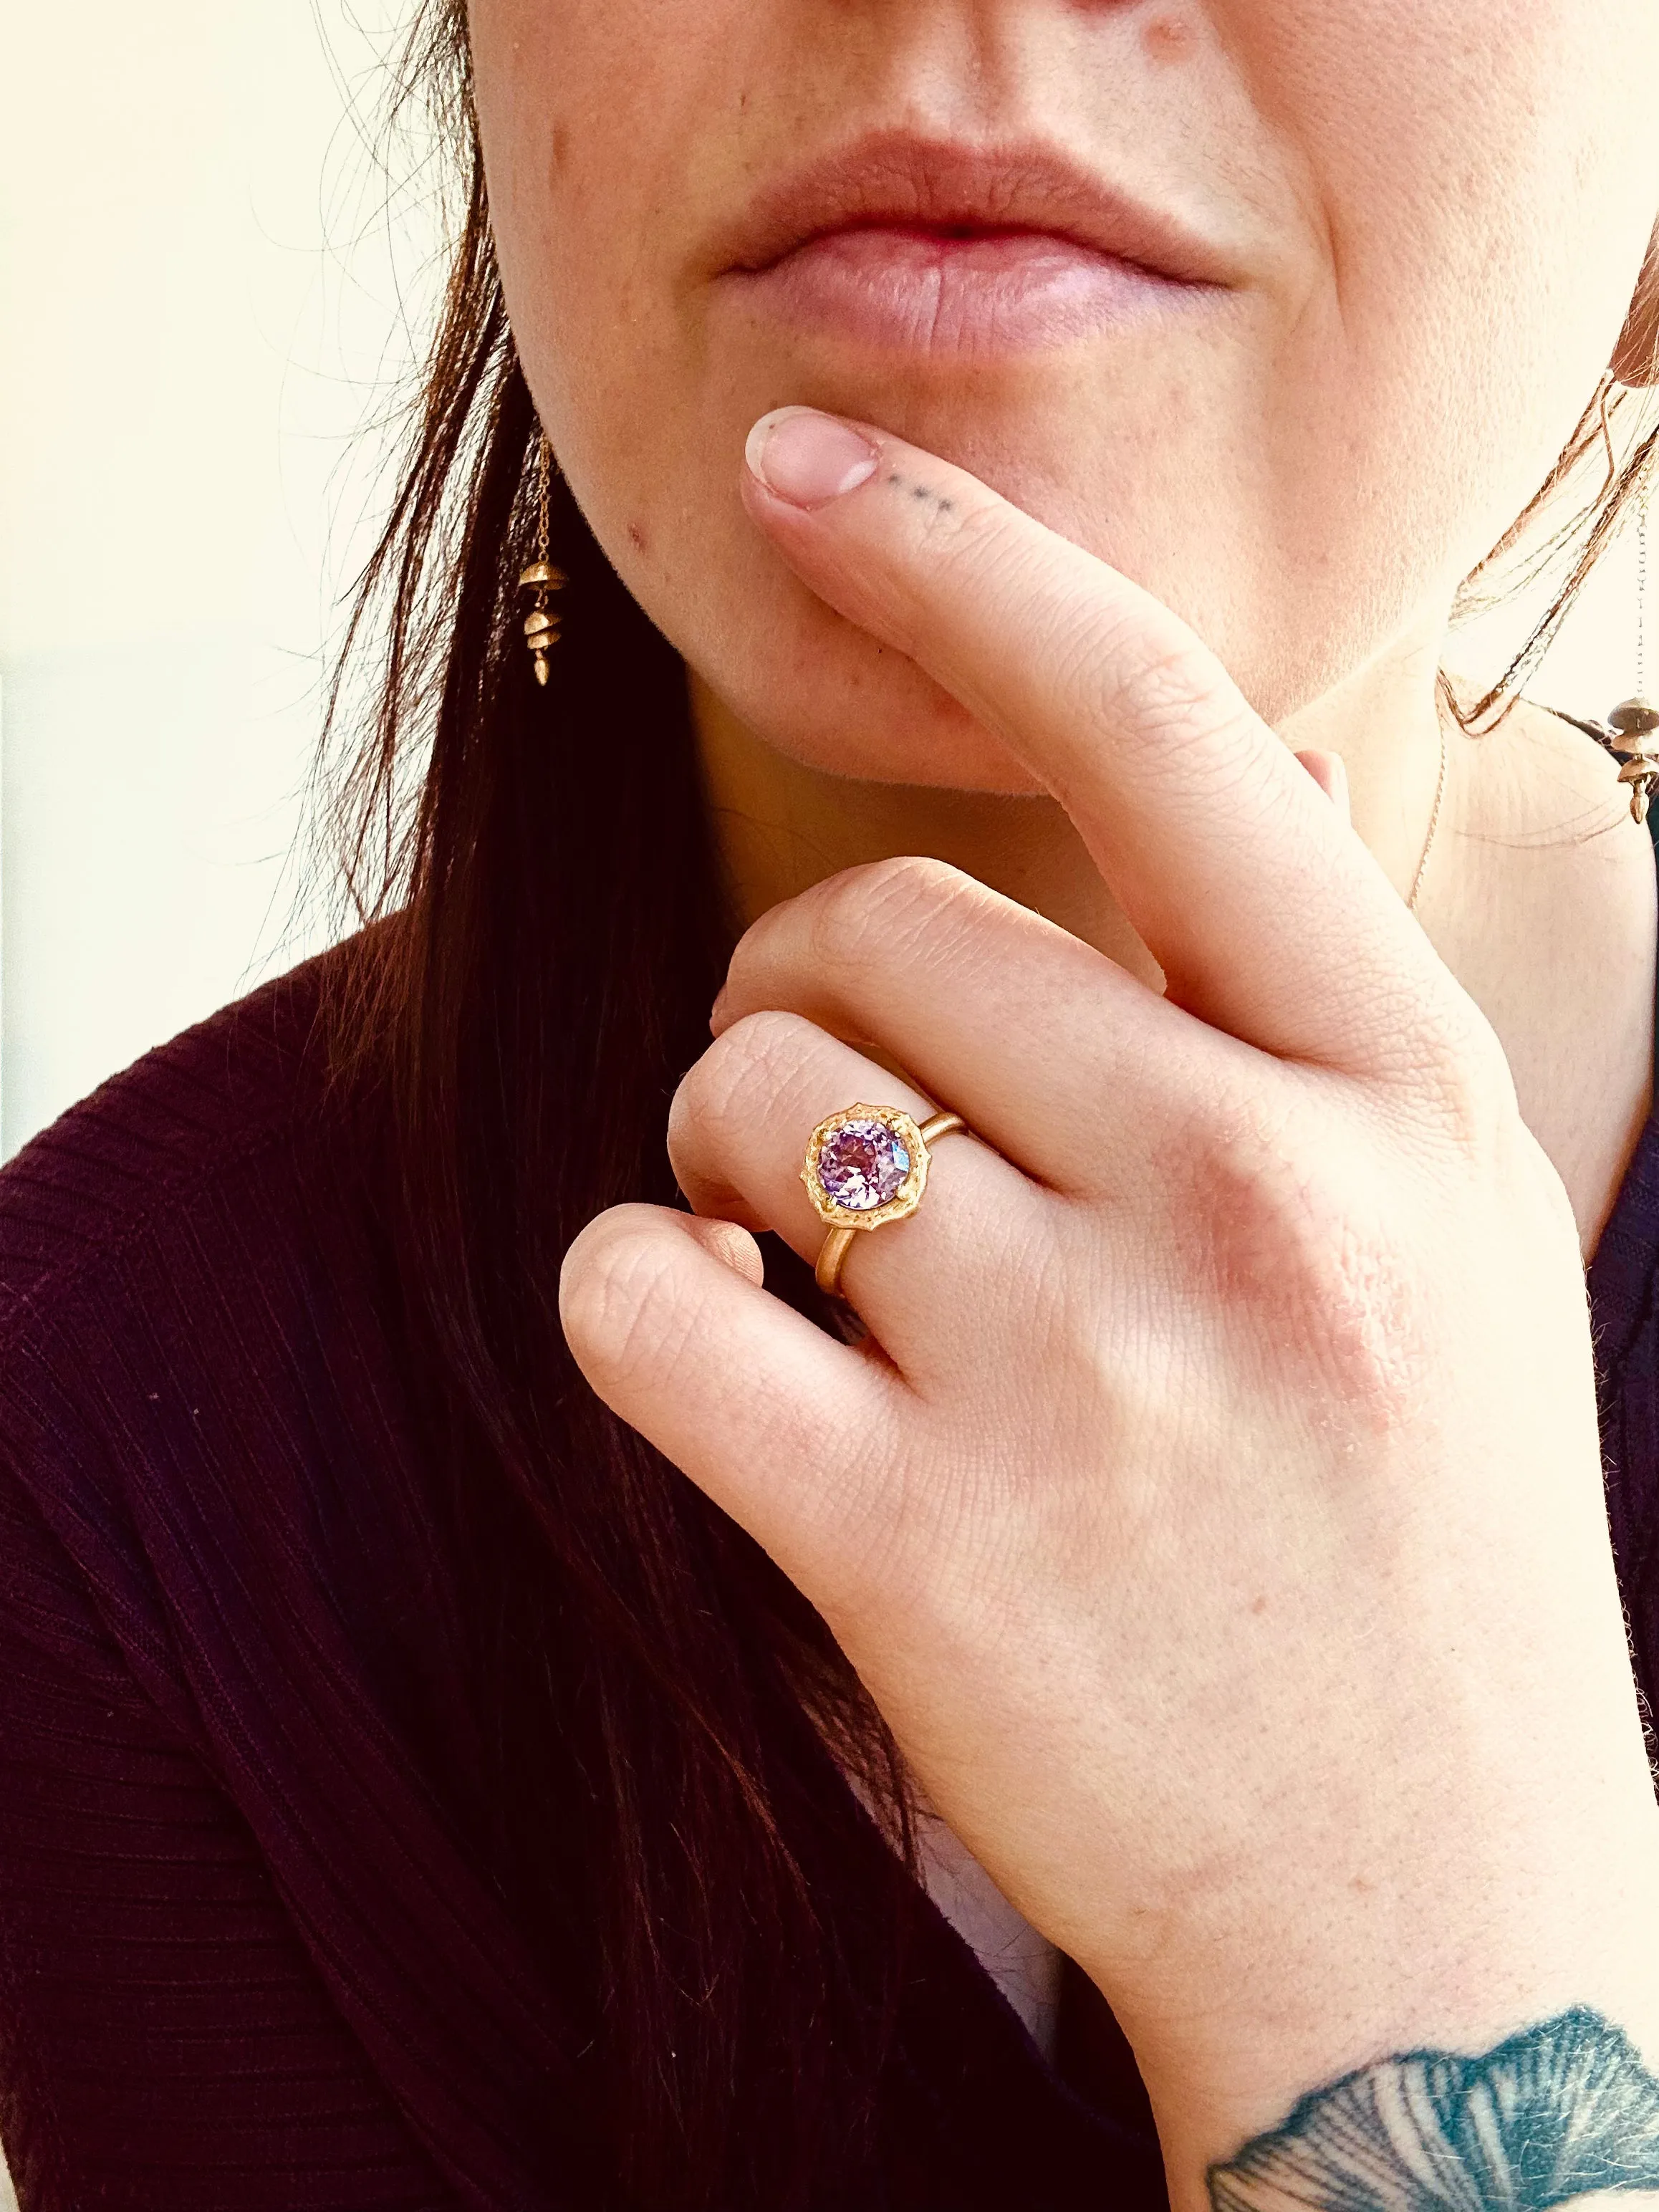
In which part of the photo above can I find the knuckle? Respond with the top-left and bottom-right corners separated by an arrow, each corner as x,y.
1174,1091 -> 1424,1430
1095,620 -> 1216,728
802,854 -> 978,980
670,1009 -> 818,1150
938,491 -> 1030,585
559,1213 -> 697,1389
1064,607 -> 1253,788
1384,994 -> 1519,1152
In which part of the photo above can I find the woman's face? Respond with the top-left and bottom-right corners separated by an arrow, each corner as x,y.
471,0 -> 1658,791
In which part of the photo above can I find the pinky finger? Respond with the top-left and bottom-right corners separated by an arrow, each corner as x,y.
559,1203 -> 899,1589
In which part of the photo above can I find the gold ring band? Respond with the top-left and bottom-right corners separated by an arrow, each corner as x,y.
801,1105 -> 970,1300
917,1112 -> 968,1145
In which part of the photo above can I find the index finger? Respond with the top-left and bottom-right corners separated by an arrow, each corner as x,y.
741,405 -> 1461,1077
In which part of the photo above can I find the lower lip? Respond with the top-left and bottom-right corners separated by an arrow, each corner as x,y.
724,225 -> 1204,354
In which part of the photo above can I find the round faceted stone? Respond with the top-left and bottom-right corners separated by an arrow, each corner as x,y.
817,1117 -> 911,1212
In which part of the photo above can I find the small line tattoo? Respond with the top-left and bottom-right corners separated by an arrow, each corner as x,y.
1209,2006 -> 1659,2210
883,469 -> 954,516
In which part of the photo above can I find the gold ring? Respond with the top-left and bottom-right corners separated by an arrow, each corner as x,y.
801,1103 -> 970,1300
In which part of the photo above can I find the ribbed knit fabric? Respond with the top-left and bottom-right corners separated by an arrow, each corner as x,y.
0,958 -> 1165,2210
0,948 -> 1655,2211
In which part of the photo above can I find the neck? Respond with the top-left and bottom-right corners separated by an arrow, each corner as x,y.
692,630 -> 1450,968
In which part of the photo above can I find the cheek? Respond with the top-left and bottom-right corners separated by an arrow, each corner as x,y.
1251,0 -> 1659,538
471,0 -> 718,374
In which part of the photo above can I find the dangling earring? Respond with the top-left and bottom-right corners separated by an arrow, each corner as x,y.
517,434 -> 565,686
1611,468 -> 1659,822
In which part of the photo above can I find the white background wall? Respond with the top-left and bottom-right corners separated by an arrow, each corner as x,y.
0,6 -> 1652,2206
0,0 -> 441,1160
0,1 -> 1651,1169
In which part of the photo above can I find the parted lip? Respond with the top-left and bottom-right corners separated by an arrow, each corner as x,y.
715,130 -> 1236,291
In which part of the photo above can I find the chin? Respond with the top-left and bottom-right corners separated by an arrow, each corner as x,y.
700,590 -> 1047,794
569,385 -> 1404,789
625,525 -> 1351,794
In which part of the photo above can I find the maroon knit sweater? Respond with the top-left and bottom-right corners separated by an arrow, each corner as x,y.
1,952 -> 1656,2210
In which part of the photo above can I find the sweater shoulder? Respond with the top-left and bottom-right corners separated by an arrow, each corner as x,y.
0,943 -> 423,1716
0,948 -> 360,1330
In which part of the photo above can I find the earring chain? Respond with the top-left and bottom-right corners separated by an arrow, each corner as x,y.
1607,466 -> 1659,821
1638,473 -> 1649,703
537,436 -> 552,574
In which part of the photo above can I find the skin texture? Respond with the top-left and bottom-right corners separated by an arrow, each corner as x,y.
478,0 -> 1653,766
567,421 -> 1659,2196
466,0 -> 1659,2198
475,0 -> 1659,1242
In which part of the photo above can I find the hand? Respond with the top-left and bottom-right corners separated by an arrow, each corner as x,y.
559,407 -> 1659,2197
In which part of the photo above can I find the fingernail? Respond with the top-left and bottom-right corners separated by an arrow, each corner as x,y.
1326,752 -> 1351,823
1294,747 -> 1350,821
746,408 -> 880,509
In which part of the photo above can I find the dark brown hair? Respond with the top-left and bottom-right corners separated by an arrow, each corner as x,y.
321,10 -> 917,2207
321,10 -> 1656,2201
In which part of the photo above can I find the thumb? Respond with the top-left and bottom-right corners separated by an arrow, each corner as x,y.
559,1203 -> 900,1584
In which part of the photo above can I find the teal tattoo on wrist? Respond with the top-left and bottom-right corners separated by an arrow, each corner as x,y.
1209,2006 -> 1659,2210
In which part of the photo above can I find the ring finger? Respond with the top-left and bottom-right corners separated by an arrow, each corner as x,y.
668,1006 -> 1051,1375
714,852 -> 1260,1200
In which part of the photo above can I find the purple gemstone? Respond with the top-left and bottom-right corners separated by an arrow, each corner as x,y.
817,1119 -> 911,1212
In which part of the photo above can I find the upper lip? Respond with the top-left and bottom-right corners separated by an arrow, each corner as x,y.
716,130 -> 1235,289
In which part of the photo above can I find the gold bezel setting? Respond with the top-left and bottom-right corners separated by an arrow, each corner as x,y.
800,1104 -> 930,1233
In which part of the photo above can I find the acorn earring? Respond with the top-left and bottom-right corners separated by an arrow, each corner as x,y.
1610,471 -> 1658,822
518,435 -> 565,686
